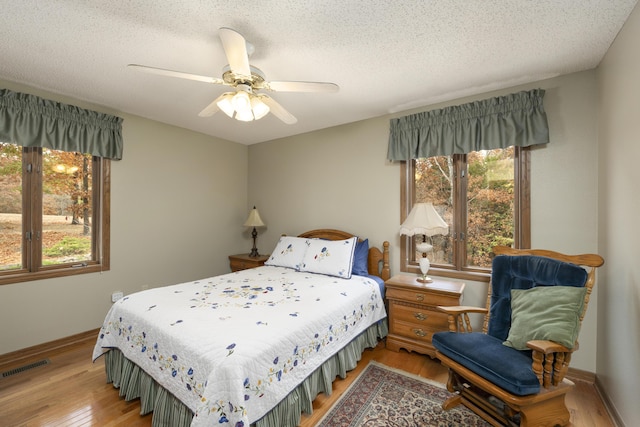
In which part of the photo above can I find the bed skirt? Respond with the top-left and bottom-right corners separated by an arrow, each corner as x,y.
103,319 -> 388,427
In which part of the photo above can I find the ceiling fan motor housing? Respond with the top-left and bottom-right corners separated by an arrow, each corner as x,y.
222,65 -> 266,90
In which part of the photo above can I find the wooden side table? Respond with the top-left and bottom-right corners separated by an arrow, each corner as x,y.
385,274 -> 465,357
228,253 -> 269,272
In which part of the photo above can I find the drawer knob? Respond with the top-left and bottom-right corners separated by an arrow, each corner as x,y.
413,328 -> 427,337
414,312 -> 428,321
415,294 -> 424,301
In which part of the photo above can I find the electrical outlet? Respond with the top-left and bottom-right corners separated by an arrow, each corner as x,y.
111,291 -> 124,303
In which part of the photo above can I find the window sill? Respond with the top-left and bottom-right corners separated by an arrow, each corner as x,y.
0,264 -> 108,286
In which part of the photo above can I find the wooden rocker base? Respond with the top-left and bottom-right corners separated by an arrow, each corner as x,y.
438,352 -> 573,427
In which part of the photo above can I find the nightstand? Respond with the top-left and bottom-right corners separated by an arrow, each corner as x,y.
385,274 -> 465,357
228,253 -> 269,272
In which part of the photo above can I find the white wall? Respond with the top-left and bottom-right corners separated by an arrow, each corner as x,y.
248,117 -> 397,259
531,72 -> 601,371
597,3 -> 640,425
0,80 -> 249,355
249,71 -> 601,371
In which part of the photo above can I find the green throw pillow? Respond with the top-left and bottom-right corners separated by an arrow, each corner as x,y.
503,286 -> 587,350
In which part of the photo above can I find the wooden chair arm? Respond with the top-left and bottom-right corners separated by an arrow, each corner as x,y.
438,306 -> 489,315
437,306 -> 488,332
526,340 -> 572,354
527,340 -> 576,388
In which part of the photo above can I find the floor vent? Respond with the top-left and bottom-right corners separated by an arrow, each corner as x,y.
1,359 -> 51,378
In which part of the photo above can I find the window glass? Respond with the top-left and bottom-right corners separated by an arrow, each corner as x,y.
42,149 -> 93,266
0,143 -> 23,271
465,148 -> 515,268
414,156 -> 453,266
405,146 -> 527,279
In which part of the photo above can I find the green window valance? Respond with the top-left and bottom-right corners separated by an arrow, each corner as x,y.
387,89 -> 549,161
0,88 -> 123,160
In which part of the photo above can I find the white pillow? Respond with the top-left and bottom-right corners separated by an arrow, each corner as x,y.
300,237 -> 357,279
265,236 -> 310,270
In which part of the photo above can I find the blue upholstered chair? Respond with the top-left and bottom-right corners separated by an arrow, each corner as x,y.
432,246 -> 604,427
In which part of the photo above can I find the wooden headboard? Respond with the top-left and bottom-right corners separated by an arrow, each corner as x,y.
297,229 -> 390,281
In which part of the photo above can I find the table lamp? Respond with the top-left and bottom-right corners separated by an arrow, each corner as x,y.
244,206 -> 265,257
399,202 -> 449,282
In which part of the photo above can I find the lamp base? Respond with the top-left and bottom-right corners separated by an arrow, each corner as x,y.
249,227 -> 260,257
417,257 -> 431,283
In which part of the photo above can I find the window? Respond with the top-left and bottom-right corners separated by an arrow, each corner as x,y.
0,142 -> 110,284
390,90 -> 546,280
401,146 -> 530,281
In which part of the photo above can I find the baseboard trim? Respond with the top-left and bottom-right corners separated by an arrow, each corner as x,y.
595,376 -> 625,427
566,368 -> 624,427
0,328 -> 99,371
566,366 -> 596,383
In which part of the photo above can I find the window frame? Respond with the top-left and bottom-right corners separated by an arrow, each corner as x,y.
0,146 -> 110,285
400,146 -> 530,282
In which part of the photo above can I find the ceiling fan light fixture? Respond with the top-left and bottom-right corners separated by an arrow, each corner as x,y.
217,92 -> 236,118
251,96 -> 270,120
231,90 -> 251,112
235,107 -> 254,122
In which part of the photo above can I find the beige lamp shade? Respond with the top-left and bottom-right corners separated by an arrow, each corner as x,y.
399,202 -> 448,237
244,207 -> 265,227
400,202 -> 447,283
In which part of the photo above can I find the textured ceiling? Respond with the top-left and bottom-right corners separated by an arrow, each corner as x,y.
0,1 -> 637,145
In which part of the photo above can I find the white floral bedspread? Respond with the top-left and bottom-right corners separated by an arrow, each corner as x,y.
92,265 -> 386,427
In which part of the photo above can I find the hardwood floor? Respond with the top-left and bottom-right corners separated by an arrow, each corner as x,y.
0,334 -> 615,427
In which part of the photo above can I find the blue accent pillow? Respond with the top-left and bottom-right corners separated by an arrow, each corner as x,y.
352,238 -> 369,276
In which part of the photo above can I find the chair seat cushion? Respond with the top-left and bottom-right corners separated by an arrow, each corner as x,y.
432,331 -> 540,396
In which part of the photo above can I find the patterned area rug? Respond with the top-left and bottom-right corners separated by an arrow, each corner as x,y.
317,361 -> 490,427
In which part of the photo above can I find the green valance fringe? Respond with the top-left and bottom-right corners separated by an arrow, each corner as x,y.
0,88 -> 123,160
388,89 -> 548,160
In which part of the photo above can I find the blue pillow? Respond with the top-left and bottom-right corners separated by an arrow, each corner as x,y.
352,239 -> 369,276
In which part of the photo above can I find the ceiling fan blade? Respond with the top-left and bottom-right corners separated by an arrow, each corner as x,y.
260,95 -> 297,124
266,81 -> 339,93
128,64 -> 224,85
198,93 -> 229,117
219,27 -> 252,79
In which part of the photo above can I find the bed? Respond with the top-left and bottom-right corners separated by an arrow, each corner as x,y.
93,229 -> 390,427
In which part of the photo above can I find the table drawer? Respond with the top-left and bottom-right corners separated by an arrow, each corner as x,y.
391,320 -> 437,344
385,287 -> 460,306
230,259 -> 253,271
390,302 -> 448,328
228,254 -> 269,272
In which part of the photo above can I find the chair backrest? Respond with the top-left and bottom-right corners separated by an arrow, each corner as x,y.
484,246 -> 604,341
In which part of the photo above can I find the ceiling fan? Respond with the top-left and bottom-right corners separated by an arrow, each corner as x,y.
128,27 -> 339,124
